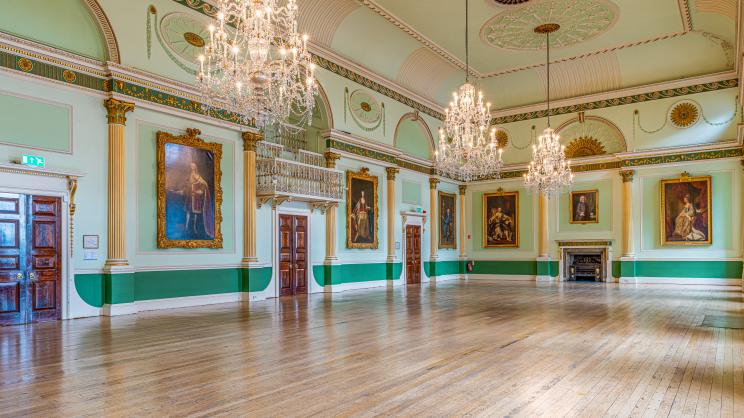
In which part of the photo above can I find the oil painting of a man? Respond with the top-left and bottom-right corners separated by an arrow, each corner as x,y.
484,191 -> 519,248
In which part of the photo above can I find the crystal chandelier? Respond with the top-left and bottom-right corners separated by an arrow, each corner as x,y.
435,0 -> 503,182
197,0 -> 318,130
524,23 -> 573,195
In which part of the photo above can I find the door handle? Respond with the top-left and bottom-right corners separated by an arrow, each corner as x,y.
16,272 -> 23,280
29,272 -> 36,282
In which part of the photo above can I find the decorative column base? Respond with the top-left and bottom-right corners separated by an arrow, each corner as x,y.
241,257 -> 259,267
618,256 -> 637,284
536,256 -> 557,282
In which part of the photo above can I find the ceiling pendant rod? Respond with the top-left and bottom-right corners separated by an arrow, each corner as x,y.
465,0 -> 469,83
546,31 -> 550,127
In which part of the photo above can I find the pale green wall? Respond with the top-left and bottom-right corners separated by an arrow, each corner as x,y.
132,119 -> 238,262
0,0 -> 107,60
468,181 -> 536,260
394,117 -> 433,160
0,92 -> 72,153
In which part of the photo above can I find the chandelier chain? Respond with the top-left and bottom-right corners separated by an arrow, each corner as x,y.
524,24 -> 573,196
435,0 -> 503,182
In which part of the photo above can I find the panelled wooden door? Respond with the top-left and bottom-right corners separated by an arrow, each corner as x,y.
278,214 -> 308,297
405,225 -> 421,284
0,193 -> 61,326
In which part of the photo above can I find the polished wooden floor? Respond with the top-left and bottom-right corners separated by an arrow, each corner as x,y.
2,280 -> 744,417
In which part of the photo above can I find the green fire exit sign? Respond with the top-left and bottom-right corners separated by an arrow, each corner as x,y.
21,154 -> 45,168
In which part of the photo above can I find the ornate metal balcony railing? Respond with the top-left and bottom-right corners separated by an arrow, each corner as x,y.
256,158 -> 344,202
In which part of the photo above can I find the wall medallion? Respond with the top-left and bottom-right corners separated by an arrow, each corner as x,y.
62,70 -> 77,83
564,136 -> 606,158
669,101 -> 700,128
481,0 -> 618,50
159,12 -> 209,64
345,88 -> 385,134
494,128 -> 509,148
17,58 -> 33,72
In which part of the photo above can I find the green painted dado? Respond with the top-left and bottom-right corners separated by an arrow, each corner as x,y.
74,267 -> 272,307
424,260 -> 465,277
0,93 -> 71,152
105,273 -> 135,305
537,260 -> 560,277
74,273 -> 105,308
469,260 -> 542,276
134,269 -> 239,301
632,260 -> 741,279
241,267 -> 273,293
313,262 -> 402,286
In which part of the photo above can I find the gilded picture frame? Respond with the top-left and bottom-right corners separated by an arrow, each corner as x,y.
569,189 -> 599,224
157,128 -> 223,249
438,191 -> 456,249
483,190 -> 519,248
660,173 -> 712,246
346,167 -> 379,249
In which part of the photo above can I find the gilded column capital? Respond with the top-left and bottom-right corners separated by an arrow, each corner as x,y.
385,167 -> 399,181
324,151 -> 341,169
241,131 -> 264,152
429,177 -> 440,189
620,170 -> 635,183
104,98 -> 135,125
458,185 -> 467,195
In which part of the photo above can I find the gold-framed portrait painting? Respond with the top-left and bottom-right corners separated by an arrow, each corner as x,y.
438,191 -> 456,249
346,167 -> 378,249
483,190 -> 519,248
660,173 -> 711,246
157,128 -> 223,249
569,190 -> 598,224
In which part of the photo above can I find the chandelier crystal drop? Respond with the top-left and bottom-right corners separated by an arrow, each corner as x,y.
435,0 -> 503,182
524,23 -> 573,195
197,0 -> 318,130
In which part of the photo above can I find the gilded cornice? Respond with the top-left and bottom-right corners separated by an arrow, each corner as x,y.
492,79 -> 739,124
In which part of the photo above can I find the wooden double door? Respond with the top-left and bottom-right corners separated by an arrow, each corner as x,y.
278,214 -> 308,297
0,193 -> 62,326
405,225 -> 421,284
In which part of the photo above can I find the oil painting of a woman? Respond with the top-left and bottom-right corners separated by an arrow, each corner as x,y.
661,175 -> 711,246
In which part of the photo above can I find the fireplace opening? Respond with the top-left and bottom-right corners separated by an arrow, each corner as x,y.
569,254 -> 602,281
563,248 -> 607,282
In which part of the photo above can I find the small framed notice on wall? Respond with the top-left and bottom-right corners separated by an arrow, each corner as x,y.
83,235 -> 99,249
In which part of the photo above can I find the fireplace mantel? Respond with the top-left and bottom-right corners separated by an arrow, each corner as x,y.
556,241 -> 615,282
556,240 -> 613,248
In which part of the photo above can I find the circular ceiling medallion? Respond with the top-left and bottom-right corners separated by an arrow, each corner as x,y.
669,101 -> 700,128
349,90 -> 382,126
159,13 -> 210,64
481,0 -> 618,50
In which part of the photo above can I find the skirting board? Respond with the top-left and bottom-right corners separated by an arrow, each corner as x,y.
620,277 -> 742,288
465,274 -> 538,281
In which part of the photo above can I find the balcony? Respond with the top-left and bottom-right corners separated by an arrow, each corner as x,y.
256,141 -> 344,207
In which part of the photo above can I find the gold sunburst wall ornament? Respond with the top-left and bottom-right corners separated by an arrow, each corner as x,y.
493,129 -> 509,148
564,136 -> 606,158
670,101 -> 700,128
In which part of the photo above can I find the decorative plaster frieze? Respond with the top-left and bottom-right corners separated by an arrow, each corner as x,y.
492,76 -> 739,124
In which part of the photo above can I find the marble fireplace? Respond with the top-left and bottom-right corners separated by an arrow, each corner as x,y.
557,240 -> 613,282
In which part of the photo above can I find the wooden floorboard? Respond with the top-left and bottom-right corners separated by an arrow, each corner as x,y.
1,279 -> 744,417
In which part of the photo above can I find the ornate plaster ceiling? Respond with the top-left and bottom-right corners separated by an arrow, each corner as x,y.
48,0 -> 738,113
481,0 -> 618,50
